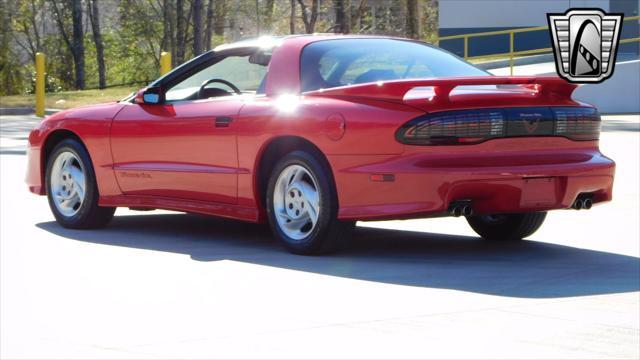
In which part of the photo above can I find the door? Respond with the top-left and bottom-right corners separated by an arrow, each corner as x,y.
110,49 -> 269,204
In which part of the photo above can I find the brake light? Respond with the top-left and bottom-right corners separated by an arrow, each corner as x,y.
397,109 -> 505,145
396,107 -> 600,145
552,107 -> 601,141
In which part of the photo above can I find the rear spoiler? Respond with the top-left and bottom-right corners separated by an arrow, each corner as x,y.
303,76 -> 578,103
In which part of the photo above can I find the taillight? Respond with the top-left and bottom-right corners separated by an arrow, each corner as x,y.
552,107 -> 601,141
396,107 -> 601,145
396,109 -> 505,145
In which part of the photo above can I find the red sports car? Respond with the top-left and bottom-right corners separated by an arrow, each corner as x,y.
26,35 -> 615,254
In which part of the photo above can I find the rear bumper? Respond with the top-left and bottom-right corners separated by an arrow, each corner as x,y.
331,146 -> 615,221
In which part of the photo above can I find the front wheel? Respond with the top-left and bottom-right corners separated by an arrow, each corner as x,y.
466,212 -> 547,241
266,151 -> 354,255
45,139 -> 115,229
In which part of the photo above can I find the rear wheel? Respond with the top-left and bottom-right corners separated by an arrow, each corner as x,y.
466,212 -> 547,241
266,150 -> 354,255
45,139 -> 115,229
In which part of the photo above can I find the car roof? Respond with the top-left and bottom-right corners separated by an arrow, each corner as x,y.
212,34 -> 407,53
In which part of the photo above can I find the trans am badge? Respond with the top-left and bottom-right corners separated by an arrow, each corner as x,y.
548,8 -> 623,83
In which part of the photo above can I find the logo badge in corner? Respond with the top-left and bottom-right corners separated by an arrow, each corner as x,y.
548,8 -> 623,83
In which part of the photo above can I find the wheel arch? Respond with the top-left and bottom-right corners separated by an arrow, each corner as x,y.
40,129 -> 88,193
255,135 -> 337,212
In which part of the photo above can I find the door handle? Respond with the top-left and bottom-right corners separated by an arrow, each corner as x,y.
215,116 -> 233,128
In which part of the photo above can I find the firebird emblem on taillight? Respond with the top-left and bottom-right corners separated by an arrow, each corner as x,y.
524,119 -> 540,133
520,113 -> 542,133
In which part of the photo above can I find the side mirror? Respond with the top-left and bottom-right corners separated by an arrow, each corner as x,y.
134,86 -> 163,105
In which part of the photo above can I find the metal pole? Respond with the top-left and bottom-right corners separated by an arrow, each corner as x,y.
35,53 -> 45,117
464,36 -> 468,59
160,52 -> 172,75
509,32 -> 515,76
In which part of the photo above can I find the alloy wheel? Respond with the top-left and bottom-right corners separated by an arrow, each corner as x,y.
49,151 -> 86,217
272,164 -> 320,240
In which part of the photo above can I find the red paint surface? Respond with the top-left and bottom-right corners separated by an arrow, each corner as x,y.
26,35 -> 615,223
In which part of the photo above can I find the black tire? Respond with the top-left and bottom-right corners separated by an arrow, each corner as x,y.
45,139 -> 115,229
266,150 -> 354,255
466,212 -> 547,241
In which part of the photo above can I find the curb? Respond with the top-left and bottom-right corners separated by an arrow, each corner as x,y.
0,108 -> 61,116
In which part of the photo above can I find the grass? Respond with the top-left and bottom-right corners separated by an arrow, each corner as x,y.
0,86 -> 139,110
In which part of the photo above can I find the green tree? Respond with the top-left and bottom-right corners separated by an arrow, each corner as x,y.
405,0 -> 422,39
298,0 -> 319,33
193,0 -> 203,54
0,0 -> 25,95
50,0 -> 85,89
87,0 -> 106,88
333,0 -> 350,33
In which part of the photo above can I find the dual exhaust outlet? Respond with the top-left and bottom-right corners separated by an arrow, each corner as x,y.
572,195 -> 593,210
448,194 -> 593,216
448,200 -> 473,217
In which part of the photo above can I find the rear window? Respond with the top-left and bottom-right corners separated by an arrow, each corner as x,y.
300,39 -> 488,92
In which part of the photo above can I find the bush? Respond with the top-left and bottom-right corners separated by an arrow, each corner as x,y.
25,72 -> 64,94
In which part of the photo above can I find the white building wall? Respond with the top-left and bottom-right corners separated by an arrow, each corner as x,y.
572,60 -> 640,114
439,0 -> 610,29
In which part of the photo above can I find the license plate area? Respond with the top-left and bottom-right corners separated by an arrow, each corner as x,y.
521,177 -> 557,207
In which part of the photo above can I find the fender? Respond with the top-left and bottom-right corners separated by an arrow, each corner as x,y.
32,102 -> 127,198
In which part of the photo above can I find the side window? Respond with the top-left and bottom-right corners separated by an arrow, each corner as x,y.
165,54 -> 268,101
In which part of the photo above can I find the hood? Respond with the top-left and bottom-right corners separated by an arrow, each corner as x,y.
48,102 -> 127,122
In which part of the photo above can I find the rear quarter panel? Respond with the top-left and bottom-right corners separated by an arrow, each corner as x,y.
235,95 -> 424,208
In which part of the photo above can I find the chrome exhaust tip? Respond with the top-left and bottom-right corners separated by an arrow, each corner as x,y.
449,200 -> 473,217
573,198 -> 584,210
462,205 -> 473,216
583,198 -> 593,210
451,206 -> 463,217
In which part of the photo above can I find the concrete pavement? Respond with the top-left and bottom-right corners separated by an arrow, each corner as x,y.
0,114 -> 41,155
1,113 -> 639,359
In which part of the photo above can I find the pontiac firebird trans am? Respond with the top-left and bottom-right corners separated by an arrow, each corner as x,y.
26,35 -> 615,254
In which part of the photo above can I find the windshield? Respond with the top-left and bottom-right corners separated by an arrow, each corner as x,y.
300,39 -> 489,92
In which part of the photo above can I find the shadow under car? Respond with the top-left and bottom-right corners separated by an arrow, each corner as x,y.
36,213 -> 640,299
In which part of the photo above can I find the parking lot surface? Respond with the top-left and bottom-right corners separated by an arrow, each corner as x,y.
1,114 -> 639,359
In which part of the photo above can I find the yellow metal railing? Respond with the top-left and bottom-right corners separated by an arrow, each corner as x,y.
437,15 -> 640,75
